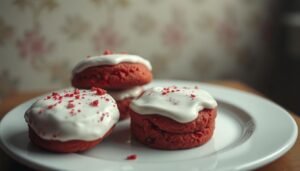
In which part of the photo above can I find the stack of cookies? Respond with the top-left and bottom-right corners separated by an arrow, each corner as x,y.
24,50 -> 218,153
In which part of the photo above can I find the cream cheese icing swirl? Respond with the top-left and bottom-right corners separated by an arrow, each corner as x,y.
72,54 -> 152,75
25,88 -> 119,141
130,86 -> 217,123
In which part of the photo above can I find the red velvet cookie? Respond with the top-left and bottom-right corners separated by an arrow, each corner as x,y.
116,98 -> 132,120
129,86 -> 218,150
28,126 -> 114,153
130,109 -> 217,134
24,88 -> 119,153
71,53 -> 152,90
129,109 -> 216,150
108,86 -> 144,120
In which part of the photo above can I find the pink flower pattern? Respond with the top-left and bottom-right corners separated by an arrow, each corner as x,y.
17,28 -> 53,59
162,24 -> 186,49
92,26 -> 123,51
217,21 -> 239,48
0,0 -> 274,101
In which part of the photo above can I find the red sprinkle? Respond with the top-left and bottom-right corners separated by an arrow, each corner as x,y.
70,109 -> 76,116
191,94 -> 196,99
75,95 -> 80,99
103,49 -> 113,55
90,100 -> 99,106
67,103 -> 75,108
100,115 -> 104,122
91,87 -> 106,95
52,92 -> 59,96
47,104 -> 55,109
126,154 -> 137,160
74,89 -> 80,94
64,93 -> 73,97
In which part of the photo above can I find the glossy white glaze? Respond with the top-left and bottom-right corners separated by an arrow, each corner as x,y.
72,54 -> 152,75
25,88 -> 119,141
130,86 -> 217,123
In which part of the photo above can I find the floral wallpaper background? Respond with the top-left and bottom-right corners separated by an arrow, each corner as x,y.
0,0 -> 276,99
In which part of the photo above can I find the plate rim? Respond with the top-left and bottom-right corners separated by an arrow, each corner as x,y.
0,79 -> 298,171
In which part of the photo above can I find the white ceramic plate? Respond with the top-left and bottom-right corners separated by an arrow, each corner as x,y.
0,80 -> 298,171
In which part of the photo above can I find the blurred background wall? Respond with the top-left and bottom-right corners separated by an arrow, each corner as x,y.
0,0 -> 298,113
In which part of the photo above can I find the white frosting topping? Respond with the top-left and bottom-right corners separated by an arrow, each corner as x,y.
130,86 -> 217,123
72,54 -> 152,75
108,86 -> 144,101
25,88 -> 119,141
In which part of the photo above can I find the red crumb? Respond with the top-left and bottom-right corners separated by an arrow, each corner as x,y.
75,95 -> 80,99
47,104 -> 56,109
103,49 -> 113,55
90,100 -> 99,106
126,154 -> 137,160
100,115 -> 104,122
64,93 -> 74,97
70,109 -> 76,116
91,87 -> 106,95
191,94 -> 196,99
67,103 -> 75,108
52,92 -> 59,96
74,89 -> 80,94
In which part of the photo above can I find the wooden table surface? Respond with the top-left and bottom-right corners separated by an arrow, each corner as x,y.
0,81 -> 299,171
